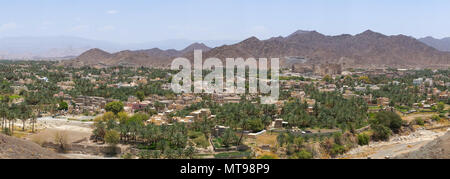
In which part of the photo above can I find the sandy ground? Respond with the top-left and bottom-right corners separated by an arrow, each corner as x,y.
23,116 -> 122,159
36,116 -> 94,130
14,116 -> 94,134
26,116 -> 94,143
343,128 -> 449,159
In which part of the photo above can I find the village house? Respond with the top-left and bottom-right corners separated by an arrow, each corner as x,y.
413,78 -> 423,86
355,86 -> 367,92
274,119 -> 288,129
343,90 -> 358,99
57,81 -> 75,90
131,100 -> 152,112
290,91 -> 305,100
73,96 -> 114,114
439,91 -> 449,100
128,96 -> 138,103
213,125 -> 230,137
189,108 -> 212,121
11,85 -> 28,94
424,78 -> 433,86
363,94 -> 373,104
377,97 -> 390,106
147,113 -> 168,125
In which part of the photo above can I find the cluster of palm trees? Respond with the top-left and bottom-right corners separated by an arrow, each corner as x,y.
0,103 -> 37,135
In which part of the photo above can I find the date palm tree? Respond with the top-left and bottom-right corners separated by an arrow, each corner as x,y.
6,109 -> 16,135
21,107 -> 32,131
0,104 -> 7,130
31,113 -> 37,133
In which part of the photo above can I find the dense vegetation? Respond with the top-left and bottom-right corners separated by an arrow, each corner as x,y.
282,85 -> 368,131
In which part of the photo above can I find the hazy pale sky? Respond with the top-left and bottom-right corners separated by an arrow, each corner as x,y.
1,0 -> 449,43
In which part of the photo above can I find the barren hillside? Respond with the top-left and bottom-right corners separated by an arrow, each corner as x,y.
0,134 -> 65,159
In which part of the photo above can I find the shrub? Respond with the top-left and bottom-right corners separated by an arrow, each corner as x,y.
192,135 -> 209,148
437,102 -> 445,112
432,115 -> 441,122
357,133 -> 370,146
415,118 -> 425,126
332,132 -> 343,145
286,144 -> 296,155
138,150 -> 151,159
330,144 -> 346,157
54,131 -> 69,152
295,149 -> 313,159
371,125 -> 392,141
121,153 -> 133,159
58,101 -> 68,111
152,150 -> 162,159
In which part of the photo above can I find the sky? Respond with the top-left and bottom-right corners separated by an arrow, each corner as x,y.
0,0 -> 449,43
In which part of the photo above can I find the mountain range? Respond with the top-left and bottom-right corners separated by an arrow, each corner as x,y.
63,43 -> 211,68
0,36 -> 235,60
419,37 -> 450,52
63,30 -> 450,68
0,36 -> 119,60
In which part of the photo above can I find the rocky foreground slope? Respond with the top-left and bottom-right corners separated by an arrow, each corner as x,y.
396,131 -> 450,159
0,134 -> 65,159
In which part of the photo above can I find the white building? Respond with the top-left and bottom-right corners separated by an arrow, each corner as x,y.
413,78 -> 423,86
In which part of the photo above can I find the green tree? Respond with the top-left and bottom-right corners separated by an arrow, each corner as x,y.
357,133 -> 370,146
247,118 -> 264,132
437,102 -> 445,112
0,104 -> 7,131
93,120 -> 107,141
371,124 -> 392,141
371,111 -> 402,133
295,136 -> 305,146
58,101 -> 68,111
18,104 -> 31,131
323,75 -> 333,83
105,130 -> 120,145
222,128 -> 238,147
58,101 -> 69,111
6,105 -> 17,135
294,149 -> 313,159
184,145 -> 195,159
105,101 -> 124,115
136,91 -> 145,102
105,130 -> 120,155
